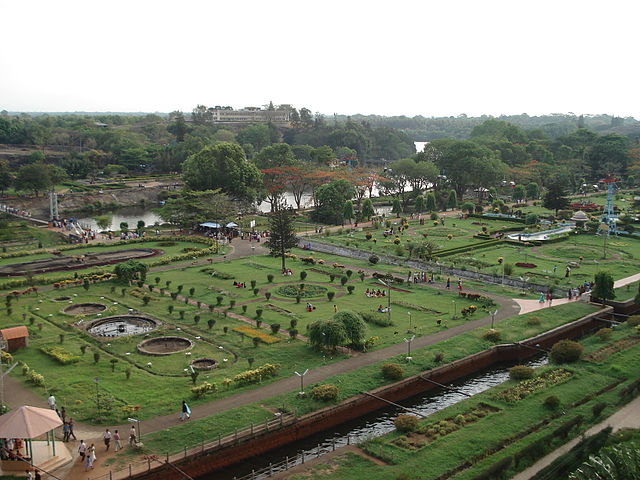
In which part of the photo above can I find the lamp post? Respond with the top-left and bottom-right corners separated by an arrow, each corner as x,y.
294,369 -> 309,396
378,278 -> 391,325
490,310 -> 498,329
404,335 -> 415,362
452,300 -> 457,320
407,312 -> 412,333
93,377 -> 100,420
127,417 -> 141,442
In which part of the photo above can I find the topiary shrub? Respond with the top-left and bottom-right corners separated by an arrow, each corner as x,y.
543,395 -> 561,410
526,316 -> 541,326
270,323 -> 281,334
550,340 -> 583,363
482,329 -> 502,342
267,274 -> 274,283
310,384 -> 339,402
255,308 -> 263,319
592,402 -> 607,417
347,285 -> 355,295
394,414 -> 419,433
596,327 -> 612,341
327,291 -> 335,301
368,254 -> 380,265
381,363 -> 404,380
509,365 -> 534,380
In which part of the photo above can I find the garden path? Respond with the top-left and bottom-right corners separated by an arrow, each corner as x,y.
511,394 -> 640,480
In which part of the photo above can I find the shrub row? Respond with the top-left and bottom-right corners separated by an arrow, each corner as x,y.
40,346 -> 80,365
191,382 -> 217,397
233,363 -> 279,386
232,325 -> 280,344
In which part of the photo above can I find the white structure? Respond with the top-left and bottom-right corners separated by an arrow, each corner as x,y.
210,105 -> 292,126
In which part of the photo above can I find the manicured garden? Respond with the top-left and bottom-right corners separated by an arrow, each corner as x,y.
282,320 -> 640,480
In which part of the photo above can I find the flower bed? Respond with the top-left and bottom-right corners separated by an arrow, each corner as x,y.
233,363 -> 278,385
584,336 -> 640,363
392,403 -> 500,450
232,325 -> 280,344
40,346 -> 81,365
275,284 -> 328,298
494,369 -> 572,404
515,262 -> 537,268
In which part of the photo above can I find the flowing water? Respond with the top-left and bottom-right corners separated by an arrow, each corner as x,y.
204,356 -> 547,480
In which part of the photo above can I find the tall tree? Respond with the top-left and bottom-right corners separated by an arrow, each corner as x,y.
313,179 -> 355,225
343,200 -> 354,224
543,179 -> 569,214
182,143 -> 262,202
592,271 -> 615,306
158,190 -> 234,230
425,192 -> 437,212
361,198 -> 375,220
253,143 -> 295,170
512,185 -> 525,203
265,207 -> 298,271
526,182 -> 539,200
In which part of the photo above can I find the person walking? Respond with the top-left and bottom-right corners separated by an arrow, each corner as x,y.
78,440 -> 86,462
47,394 -> 56,410
67,418 -> 77,441
129,425 -> 137,446
113,430 -> 122,452
103,429 -> 112,451
446,278 -> 451,289
62,422 -> 70,442
180,400 -> 190,421
34,470 -> 42,480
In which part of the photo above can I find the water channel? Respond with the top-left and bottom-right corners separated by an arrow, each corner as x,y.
204,356 -> 547,480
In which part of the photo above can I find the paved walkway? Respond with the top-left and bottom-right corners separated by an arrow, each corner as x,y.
511,394 -> 640,480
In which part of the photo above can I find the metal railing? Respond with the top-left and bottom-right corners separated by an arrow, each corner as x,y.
87,413 -> 297,480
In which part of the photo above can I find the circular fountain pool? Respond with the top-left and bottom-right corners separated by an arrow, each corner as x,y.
86,315 -> 158,338
137,336 -> 193,356
190,358 -> 218,370
64,303 -> 107,315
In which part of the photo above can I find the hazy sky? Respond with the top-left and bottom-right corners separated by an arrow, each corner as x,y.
1,0 -> 638,118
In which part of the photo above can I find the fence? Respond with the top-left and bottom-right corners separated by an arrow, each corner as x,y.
87,413 -> 297,480
300,239 -> 570,295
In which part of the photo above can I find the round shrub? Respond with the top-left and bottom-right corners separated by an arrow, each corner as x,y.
381,363 -> 405,380
627,315 -> 640,327
310,384 -> 339,402
270,323 -> 281,334
509,365 -> 534,381
543,395 -> 561,410
526,316 -> 541,326
550,340 -> 583,363
596,327 -> 613,341
592,402 -> 607,417
482,329 -> 502,342
394,414 -> 419,433
368,254 -> 380,265
267,274 -> 274,283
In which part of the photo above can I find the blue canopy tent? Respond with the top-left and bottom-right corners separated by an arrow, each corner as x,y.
199,222 -> 221,229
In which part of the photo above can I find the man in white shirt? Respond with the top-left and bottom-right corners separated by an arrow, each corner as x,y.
47,394 -> 56,410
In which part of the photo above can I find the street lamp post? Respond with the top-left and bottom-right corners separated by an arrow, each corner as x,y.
404,335 -> 415,362
378,279 -> 391,325
407,312 -> 412,333
452,300 -> 457,320
490,310 -> 498,329
294,369 -> 309,396
93,377 -> 100,420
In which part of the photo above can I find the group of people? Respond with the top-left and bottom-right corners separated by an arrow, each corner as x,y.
282,268 -> 293,276
77,425 -> 137,471
0,203 -> 31,218
232,281 -> 247,288
306,302 -> 316,312
408,271 -> 434,284
365,289 -> 386,298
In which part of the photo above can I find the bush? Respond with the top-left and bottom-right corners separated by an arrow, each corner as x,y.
233,364 -> 278,386
347,285 -> 355,294
503,263 -> 514,276
596,327 -> 613,341
28,370 -> 45,387
550,340 -> 583,363
255,308 -> 263,319
310,384 -> 339,401
543,395 -> 561,409
327,291 -> 335,301
394,414 -> 419,433
368,254 -> 380,265
267,274 -> 274,283
270,323 -> 281,334
359,311 -> 393,327
434,352 -> 444,363
592,402 -> 607,417
40,346 -> 80,365
627,315 -> 640,327
191,382 -> 216,397
482,329 -> 502,342
509,365 -> 534,380
381,363 -> 404,380
526,316 -> 541,326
